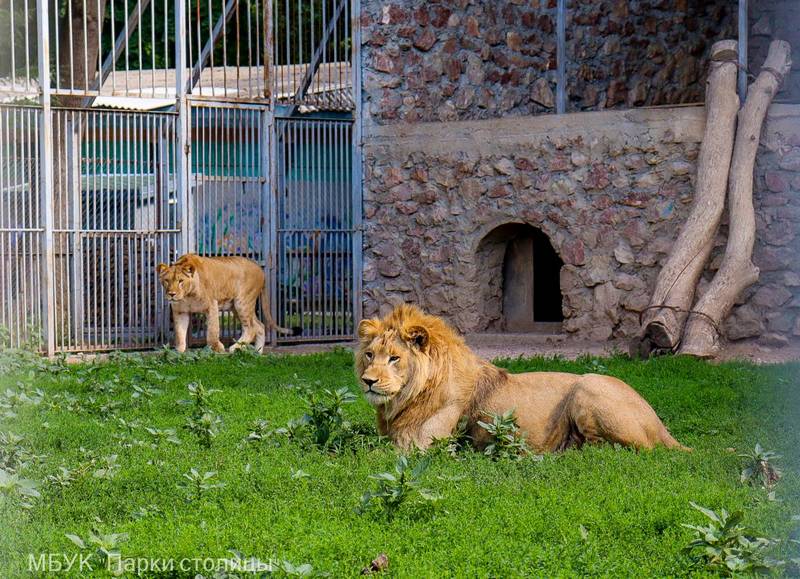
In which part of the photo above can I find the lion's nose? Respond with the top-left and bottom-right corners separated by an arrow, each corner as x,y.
363,377 -> 377,387
167,291 -> 177,297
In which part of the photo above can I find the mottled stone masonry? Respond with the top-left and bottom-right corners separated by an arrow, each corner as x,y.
362,0 -> 558,124
566,0 -> 736,111
361,0 -> 739,125
362,106 -> 800,344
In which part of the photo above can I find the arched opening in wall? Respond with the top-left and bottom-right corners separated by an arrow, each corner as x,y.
475,223 -> 564,332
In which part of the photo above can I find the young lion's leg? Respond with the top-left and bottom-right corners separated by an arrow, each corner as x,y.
252,318 -> 266,353
173,311 -> 190,353
416,404 -> 463,450
229,298 -> 265,352
205,301 -> 225,353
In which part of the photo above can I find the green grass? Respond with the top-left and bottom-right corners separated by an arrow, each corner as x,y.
2,348 -> 799,577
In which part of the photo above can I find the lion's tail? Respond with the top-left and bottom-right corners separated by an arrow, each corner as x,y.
260,284 -> 301,336
660,427 -> 692,452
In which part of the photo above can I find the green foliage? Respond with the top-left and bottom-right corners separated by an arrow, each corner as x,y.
181,381 -> 223,448
92,454 -> 121,480
357,456 -> 442,521
46,466 -> 77,490
65,527 -> 129,575
477,409 -> 532,460
1,351 -> 799,577
430,416 -> 471,458
178,468 -> 226,502
0,431 -> 39,473
682,502 -> 783,575
299,386 -> 358,449
0,468 -> 40,509
740,443 -> 782,489
201,550 -> 318,577
143,426 -> 182,447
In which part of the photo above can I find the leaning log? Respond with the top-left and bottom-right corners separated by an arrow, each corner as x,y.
680,40 -> 793,357
634,40 -> 740,356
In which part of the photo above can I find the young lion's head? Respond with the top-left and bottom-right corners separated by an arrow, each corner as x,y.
355,304 -> 462,409
156,258 -> 197,302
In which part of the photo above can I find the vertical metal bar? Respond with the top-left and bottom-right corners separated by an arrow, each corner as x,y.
176,0 -> 191,255
556,0 -> 566,114
10,0 -> 16,88
351,0 -> 362,336
36,0 -> 56,355
263,0 -> 271,100
266,109 -> 277,344
69,114 -> 83,349
738,0 -> 748,103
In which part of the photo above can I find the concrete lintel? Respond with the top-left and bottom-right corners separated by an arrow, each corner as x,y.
364,106 -> 708,157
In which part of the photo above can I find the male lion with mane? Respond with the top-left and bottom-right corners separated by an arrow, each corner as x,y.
157,254 -> 296,353
356,304 -> 687,452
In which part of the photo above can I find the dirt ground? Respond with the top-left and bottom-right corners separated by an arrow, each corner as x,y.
260,333 -> 800,365
64,334 -> 800,365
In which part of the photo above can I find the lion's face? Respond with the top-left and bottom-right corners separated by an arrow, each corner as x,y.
356,317 -> 430,407
358,333 -> 413,405
157,262 -> 196,302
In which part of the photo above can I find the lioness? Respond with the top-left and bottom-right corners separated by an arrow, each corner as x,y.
356,304 -> 687,452
157,254 -> 295,353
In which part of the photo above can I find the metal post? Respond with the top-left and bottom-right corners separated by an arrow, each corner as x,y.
738,0 -> 748,102
263,0 -> 272,101
175,0 -> 191,255
351,0 -> 363,333
266,110 -> 278,346
69,116 -> 84,347
36,0 -> 56,356
556,0 -> 566,114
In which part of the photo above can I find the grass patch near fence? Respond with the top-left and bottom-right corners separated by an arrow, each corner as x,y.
1,348 -> 799,577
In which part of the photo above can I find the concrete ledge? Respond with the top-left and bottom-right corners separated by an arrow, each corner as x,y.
365,105 -> 707,156
364,103 -> 800,156
764,103 -> 800,150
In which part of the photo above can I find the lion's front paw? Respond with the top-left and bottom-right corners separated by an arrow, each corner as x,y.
210,341 -> 225,353
229,342 -> 244,353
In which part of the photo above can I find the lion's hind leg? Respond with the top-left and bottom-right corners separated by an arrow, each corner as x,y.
230,298 -> 265,353
567,375 -> 687,450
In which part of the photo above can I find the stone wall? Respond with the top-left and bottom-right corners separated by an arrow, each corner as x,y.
361,0 -> 558,124
566,0 -> 736,111
749,0 -> 800,104
361,0 -> 738,125
361,105 -> 800,345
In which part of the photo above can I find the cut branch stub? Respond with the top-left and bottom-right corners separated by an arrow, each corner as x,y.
680,40 -> 793,358
635,39 -> 740,355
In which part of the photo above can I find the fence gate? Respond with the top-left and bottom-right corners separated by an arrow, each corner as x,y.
0,0 -> 360,353
274,117 -> 354,341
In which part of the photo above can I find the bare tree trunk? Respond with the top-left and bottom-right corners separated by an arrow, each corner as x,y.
632,40 -> 740,357
54,0 -> 108,108
680,40 -> 793,358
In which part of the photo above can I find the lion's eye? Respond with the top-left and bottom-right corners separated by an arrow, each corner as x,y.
365,351 -> 373,360
389,355 -> 400,363
178,281 -> 183,287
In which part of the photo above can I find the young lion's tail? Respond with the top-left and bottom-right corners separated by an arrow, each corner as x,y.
261,285 -> 301,336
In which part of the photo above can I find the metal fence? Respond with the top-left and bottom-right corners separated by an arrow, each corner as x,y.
274,116 -> 354,340
0,0 -> 360,354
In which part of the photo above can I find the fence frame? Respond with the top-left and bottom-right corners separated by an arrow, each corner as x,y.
1,0 -> 360,354
35,0 -> 56,356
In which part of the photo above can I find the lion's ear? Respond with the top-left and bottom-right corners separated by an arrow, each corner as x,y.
358,319 -> 381,341
182,264 -> 195,276
157,263 -> 168,276
402,325 -> 429,352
